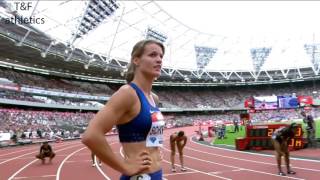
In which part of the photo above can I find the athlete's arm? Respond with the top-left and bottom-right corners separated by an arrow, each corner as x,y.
170,134 -> 175,144
82,85 -> 151,175
39,145 -> 43,154
182,136 -> 187,147
48,145 -> 52,152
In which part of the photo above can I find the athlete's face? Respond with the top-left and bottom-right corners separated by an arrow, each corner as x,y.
176,135 -> 184,141
135,43 -> 163,78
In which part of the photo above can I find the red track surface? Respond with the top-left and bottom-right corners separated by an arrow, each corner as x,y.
1,126 -> 319,180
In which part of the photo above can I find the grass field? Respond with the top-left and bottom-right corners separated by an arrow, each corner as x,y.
212,119 -> 320,146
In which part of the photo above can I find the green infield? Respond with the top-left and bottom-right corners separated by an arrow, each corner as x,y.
212,119 -> 320,146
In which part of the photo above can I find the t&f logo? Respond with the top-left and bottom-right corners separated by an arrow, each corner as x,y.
4,1 -> 45,25
14,1 -> 33,11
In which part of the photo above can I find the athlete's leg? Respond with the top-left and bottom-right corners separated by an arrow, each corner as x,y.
272,139 -> 285,175
177,143 -> 186,171
170,141 -> 176,172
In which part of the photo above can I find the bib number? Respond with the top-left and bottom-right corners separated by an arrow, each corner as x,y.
130,174 -> 151,180
146,121 -> 165,147
146,111 -> 165,147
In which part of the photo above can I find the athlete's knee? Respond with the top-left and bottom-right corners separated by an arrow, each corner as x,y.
275,149 -> 283,156
36,154 -> 44,159
171,150 -> 176,156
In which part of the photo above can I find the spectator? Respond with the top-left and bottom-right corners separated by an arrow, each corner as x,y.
301,111 -> 316,148
233,119 -> 239,133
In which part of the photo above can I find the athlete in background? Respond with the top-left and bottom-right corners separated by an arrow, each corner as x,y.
170,131 -> 187,172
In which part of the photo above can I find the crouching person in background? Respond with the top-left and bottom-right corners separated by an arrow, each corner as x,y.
36,142 -> 55,164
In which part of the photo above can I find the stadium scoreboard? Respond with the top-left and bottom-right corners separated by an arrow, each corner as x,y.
236,124 -> 304,150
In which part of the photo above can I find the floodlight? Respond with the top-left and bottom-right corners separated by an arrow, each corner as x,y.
70,0 -> 119,43
194,46 -> 217,69
250,47 -> 272,72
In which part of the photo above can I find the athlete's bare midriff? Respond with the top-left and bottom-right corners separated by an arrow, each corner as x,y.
122,142 -> 162,173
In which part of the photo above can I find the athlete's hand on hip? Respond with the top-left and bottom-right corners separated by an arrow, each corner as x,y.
123,151 -> 152,176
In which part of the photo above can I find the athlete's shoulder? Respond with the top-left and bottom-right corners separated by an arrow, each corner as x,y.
106,84 -> 137,111
111,84 -> 136,99
118,84 -> 135,93
170,133 -> 177,138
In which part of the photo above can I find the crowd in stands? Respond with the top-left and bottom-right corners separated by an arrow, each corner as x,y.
0,90 -> 105,107
155,83 -> 320,109
0,67 -> 114,95
0,108 -> 95,142
251,108 -> 320,123
0,106 -> 319,147
1,67 -> 320,109
1,67 -> 320,146
0,91 -> 44,103
156,88 -> 242,108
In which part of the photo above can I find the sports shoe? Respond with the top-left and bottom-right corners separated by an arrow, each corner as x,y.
181,167 -> 187,172
99,163 -> 102,167
92,163 -> 96,167
287,170 -> 296,175
171,167 -> 176,172
278,172 -> 286,176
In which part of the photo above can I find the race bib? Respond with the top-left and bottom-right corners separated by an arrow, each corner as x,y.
146,111 -> 165,147
130,174 -> 151,180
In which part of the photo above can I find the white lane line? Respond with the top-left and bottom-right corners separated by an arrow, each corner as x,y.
0,157 -> 34,161
94,154 -> 110,180
0,140 -> 79,158
231,169 -> 242,172
162,158 -> 232,180
189,136 -> 320,172
209,168 -> 243,175
0,147 -> 37,157
190,136 -> 320,163
13,174 -> 56,179
0,151 -> 39,165
56,146 -> 87,180
161,146 -> 305,180
163,171 -> 197,176
186,136 -> 320,172
0,141 -> 80,165
58,140 -> 117,180
9,144 -> 83,180
93,142 -> 118,180
120,146 -> 231,180
65,160 -> 92,163
8,159 -> 40,180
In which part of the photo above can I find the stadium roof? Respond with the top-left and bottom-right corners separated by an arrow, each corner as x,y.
1,0 -> 320,85
3,0 -> 320,71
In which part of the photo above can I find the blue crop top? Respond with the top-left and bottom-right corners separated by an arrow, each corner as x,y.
116,83 -> 161,143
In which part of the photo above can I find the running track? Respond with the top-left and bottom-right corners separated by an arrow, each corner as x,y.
1,126 -> 319,180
